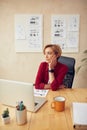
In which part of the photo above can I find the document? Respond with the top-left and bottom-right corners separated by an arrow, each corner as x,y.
34,89 -> 49,97
15,14 -> 43,52
72,102 -> 87,129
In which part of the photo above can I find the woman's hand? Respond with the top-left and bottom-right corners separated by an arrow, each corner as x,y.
44,84 -> 50,89
49,55 -> 57,69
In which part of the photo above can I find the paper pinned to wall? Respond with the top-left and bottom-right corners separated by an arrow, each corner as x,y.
15,14 -> 43,52
67,32 -> 79,48
51,15 -> 66,39
68,15 -> 80,31
51,15 -> 80,52
15,24 -> 26,40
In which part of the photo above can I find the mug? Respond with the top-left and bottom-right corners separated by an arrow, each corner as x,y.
51,96 -> 65,112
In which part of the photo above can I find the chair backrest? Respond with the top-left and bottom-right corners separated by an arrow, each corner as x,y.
58,56 -> 75,88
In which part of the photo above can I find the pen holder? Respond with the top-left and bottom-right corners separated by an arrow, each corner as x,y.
16,101 -> 27,125
16,108 -> 27,125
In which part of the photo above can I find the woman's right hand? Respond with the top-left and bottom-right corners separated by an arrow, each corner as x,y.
49,55 -> 57,69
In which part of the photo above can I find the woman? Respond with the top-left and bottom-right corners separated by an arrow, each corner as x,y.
34,44 -> 68,91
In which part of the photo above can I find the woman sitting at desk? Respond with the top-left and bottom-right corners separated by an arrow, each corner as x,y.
35,44 -> 68,91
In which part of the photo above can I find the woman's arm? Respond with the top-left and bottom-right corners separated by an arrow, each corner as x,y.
50,64 -> 68,91
48,55 -> 57,83
35,62 -> 48,89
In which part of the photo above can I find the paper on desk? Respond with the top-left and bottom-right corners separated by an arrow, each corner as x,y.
34,89 -> 49,97
72,102 -> 87,129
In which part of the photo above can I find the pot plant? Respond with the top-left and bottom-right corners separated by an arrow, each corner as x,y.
76,50 -> 87,73
16,101 -> 27,125
1,108 -> 10,124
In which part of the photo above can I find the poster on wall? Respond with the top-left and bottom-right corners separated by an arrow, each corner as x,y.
51,15 -> 80,52
15,14 -> 43,52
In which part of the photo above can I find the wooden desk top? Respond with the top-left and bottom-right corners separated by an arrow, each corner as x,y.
0,88 -> 87,130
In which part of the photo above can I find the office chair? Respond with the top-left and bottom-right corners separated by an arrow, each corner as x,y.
58,56 -> 75,88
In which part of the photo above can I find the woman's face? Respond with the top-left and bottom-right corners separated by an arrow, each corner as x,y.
44,47 -> 57,63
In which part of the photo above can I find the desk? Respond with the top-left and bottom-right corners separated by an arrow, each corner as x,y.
0,88 -> 87,130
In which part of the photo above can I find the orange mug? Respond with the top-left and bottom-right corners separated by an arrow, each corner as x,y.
51,96 -> 65,112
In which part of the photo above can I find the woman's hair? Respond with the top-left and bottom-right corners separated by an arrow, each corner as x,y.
43,44 -> 62,58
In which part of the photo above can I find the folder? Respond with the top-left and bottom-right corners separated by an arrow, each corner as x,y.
72,102 -> 87,129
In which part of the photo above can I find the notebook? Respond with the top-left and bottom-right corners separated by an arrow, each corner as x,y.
72,102 -> 87,129
0,79 -> 47,112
